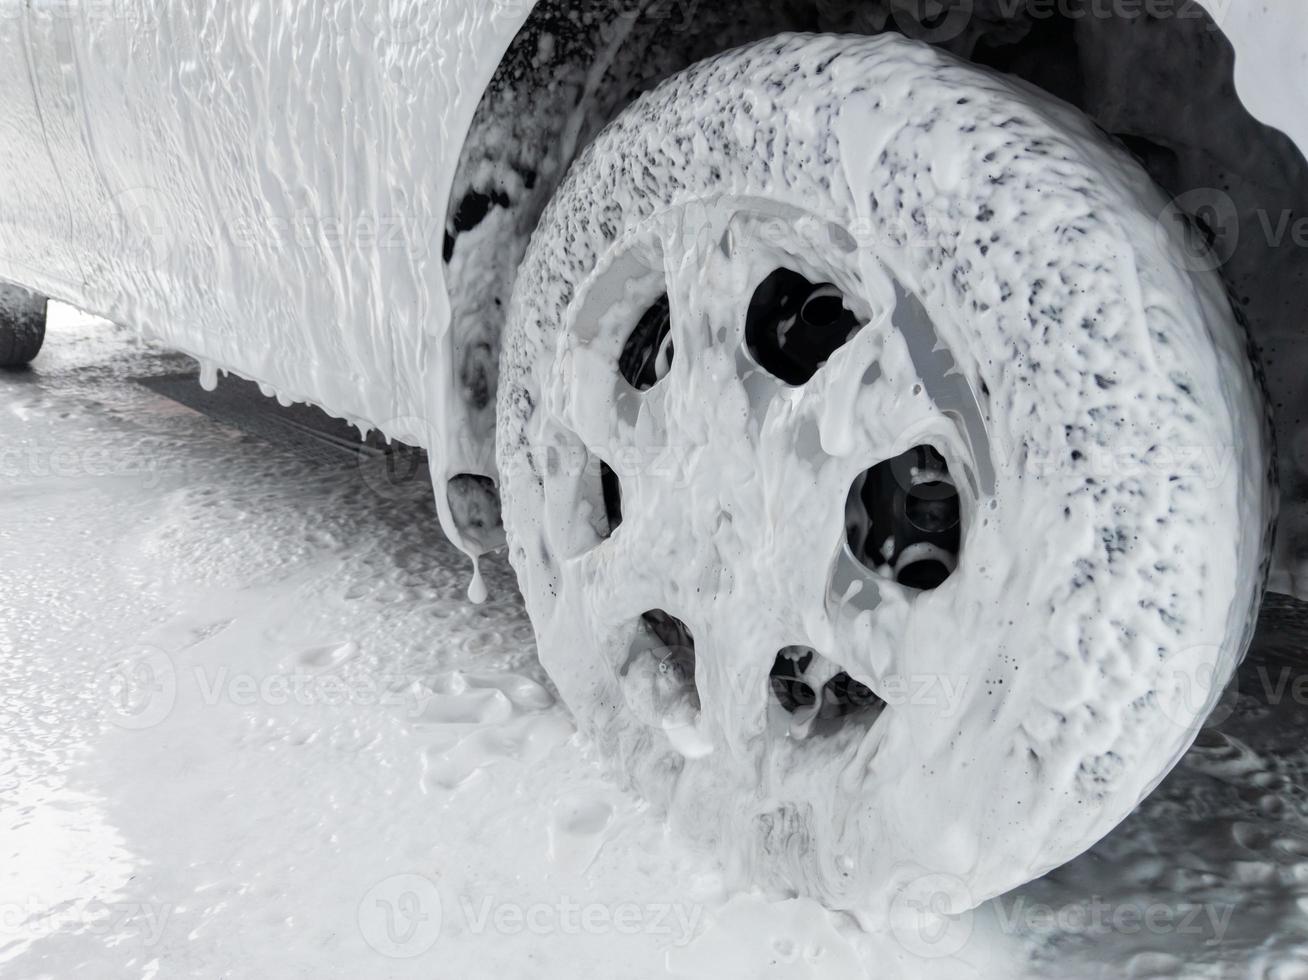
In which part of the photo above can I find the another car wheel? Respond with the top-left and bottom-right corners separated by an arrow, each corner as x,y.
0,283 -> 47,368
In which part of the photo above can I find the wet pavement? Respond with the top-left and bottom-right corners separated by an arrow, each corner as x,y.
4,308 -> 1308,979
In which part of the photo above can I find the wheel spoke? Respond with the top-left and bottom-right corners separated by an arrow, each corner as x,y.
784,285 -> 983,490
555,358 -> 669,459
560,508 -> 677,629
659,209 -> 769,367
695,623 -> 774,756
826,546 -> 915,685
547,204 -> 990,757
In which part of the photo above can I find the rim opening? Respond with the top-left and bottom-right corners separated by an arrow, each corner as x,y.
550,444 -> 623,553
620,610 -> 700,734
618,293 -> 674,391
745,269 -> 863,385
847,445 -> 961,590
768,646 -> 886,738
600,460 -> 622,532
446,473 -> 505,552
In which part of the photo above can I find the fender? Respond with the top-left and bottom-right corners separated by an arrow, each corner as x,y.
0,0 -> 1303,590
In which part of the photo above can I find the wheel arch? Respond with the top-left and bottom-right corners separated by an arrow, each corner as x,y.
446,0 -> 1308,597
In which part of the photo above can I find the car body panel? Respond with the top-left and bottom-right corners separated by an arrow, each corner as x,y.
0,0 -> 1302,573
0,0 -> 532,553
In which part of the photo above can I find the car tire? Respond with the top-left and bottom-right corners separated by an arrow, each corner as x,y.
496,33 -> 1272,917
0,284 -> 47,367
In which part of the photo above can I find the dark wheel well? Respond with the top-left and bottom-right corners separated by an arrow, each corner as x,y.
446,0 -> 1308,569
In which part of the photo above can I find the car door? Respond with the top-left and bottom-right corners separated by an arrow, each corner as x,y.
27,1 -> 405,429
0,0 -> 85,298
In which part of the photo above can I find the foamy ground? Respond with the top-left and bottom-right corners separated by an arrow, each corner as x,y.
2,309 -> 1305,978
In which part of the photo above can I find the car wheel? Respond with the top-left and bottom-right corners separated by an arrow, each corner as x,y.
0,283 -> 47,367
496,33 -> 1272,916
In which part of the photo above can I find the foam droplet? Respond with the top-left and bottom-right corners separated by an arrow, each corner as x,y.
198,361 -> 218,391
467,555 -> 487,605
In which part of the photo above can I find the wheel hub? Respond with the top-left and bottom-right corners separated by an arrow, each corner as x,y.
537,199 -> 985,766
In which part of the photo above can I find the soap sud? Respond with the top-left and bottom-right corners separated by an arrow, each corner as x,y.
4,310 -> 1308,975
499,33 -> 1271,918
0,0 -> 1304,607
